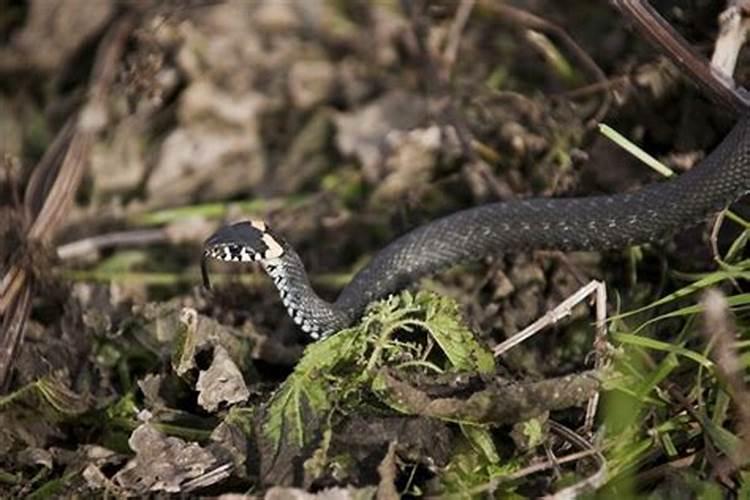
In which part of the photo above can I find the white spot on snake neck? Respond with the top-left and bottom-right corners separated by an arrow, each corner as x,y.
249,219 -> 267,231
262,234 -> 284,260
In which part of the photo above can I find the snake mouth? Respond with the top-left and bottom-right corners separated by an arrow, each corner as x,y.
200,220 -> 285,290
201,243 -> 260,290
204,243 -> 260,263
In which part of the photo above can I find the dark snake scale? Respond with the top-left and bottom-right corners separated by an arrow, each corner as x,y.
203,117 -> 750,339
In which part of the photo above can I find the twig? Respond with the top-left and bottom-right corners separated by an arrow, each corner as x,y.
182,463 -> 233,492
56,229 -> 167,260
376,441 -> 399,500
512,448 -> 599,482
377,368 -> 601,424
442,0 -> 475,78
492,280 -> 608,433
543,422 -> 608,499
459,448 -> 600,497
610,0 -> 750,114
460,421 -> 606,498
493,280 -> 606,357
712,1 -> 750,77
0,287 -> 31,390
585,279 -> 608,432
710,210 -> 728,266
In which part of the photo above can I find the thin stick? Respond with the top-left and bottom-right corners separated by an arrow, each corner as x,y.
585,281 -> 608,432
493,280 -> 605,357
492,280 -> 608,433
610,0 -> 750,114
443,0 -> 476,77
598,123 -> 674,178
544,422 -> 608,499
456,421 -> 606,498
712,1 -> 750,76
56,229 -> 167,260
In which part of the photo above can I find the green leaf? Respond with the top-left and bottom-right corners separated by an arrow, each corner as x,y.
412,292 -> 495,374
263,327 -> 367,459
519,418 -> 545,449
436,433 -> 521,497
264,374 -> 330,450
461,423 -> 500,464
262,290 -> 496,474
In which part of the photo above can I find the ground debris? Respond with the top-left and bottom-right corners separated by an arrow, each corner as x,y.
148,81 -> 269,204
374,368 -> 602,425
262,486 -> 377,500
173,306 -> 254,379
1,0 -> 738,496
113,422 -> 230,494
332,415 -> 453,469
0,0 -> 114,73
371,125 -> 461,206
196,344 -> 250,412
334,91 -> 428,179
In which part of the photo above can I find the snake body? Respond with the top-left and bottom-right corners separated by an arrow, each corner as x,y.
203,117 -> 750,339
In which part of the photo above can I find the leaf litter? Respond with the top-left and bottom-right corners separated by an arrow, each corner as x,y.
1,1 -> 744,497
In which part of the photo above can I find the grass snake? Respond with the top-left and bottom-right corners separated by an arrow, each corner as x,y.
202,117 -> 750,339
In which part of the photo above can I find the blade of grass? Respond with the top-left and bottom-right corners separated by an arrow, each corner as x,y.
598,123 -> 674,177
610,270 -> 750,321
612,332 -> 714,370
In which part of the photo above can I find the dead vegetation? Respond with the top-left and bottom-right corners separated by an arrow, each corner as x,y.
1,1 -> 750,497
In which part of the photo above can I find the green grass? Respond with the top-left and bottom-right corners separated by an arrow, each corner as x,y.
593,125 -> 750,497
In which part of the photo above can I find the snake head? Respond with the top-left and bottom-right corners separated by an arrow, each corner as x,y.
201,220 -> 284,289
